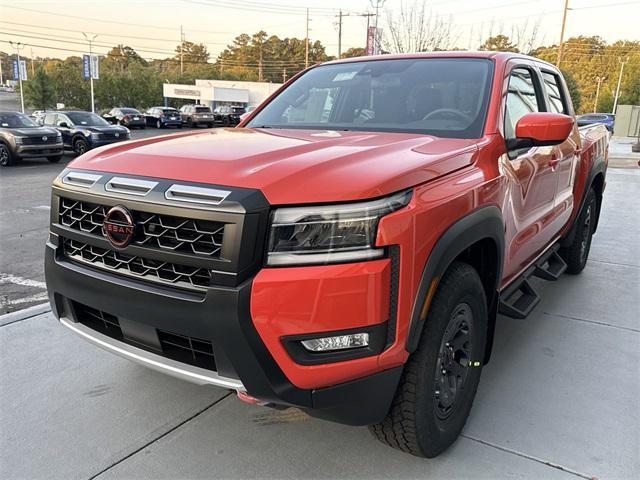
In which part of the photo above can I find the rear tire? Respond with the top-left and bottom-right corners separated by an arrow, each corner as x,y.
560,188 -> 597,274
369,262 -> 487,458
156,120 -> 162,129
0,143 -> 16,166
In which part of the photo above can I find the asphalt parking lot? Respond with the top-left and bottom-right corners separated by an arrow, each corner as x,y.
0,165 -> 638,479
0,122 -> 216,314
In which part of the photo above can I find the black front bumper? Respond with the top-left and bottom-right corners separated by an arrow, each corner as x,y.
45,234 -> 402,426
16,143 -> 64,158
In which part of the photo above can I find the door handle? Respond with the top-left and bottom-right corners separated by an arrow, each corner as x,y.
549,152 -> 560,168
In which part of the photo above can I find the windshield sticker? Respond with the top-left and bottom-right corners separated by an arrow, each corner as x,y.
332,71 -> 357,82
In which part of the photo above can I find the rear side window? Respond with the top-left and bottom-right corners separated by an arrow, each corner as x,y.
504,67 -> 541,139
541,72 -> 568,114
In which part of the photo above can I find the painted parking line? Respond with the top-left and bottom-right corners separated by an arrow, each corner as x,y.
0,273 -> 47,289
3,292 -> 49,306
33,205 -> 51,211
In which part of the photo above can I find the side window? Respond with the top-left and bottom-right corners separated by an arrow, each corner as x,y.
541,72 -> 568,114
44,113 -> 57,125
57,115 -> 71,126
504,67 -> 542,140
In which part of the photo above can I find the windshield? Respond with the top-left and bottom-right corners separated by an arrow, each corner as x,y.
195,107 -> 211,113
232,107 -> 246,114
248,58 -> 493,138
120,108 -> 140,114
67,112 -> 110,126
162,108 -> 178,114
0,112 -> 39,128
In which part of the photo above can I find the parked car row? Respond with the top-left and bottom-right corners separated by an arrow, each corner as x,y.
101,104 -> 247,129
1,103 -> 250,166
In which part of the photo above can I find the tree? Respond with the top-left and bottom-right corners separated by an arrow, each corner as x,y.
175,41 -> 210,64
384,0 -> 453,53
341,47 -> 366,58
24,67 -> 56,110
48,57 -> 90,109
479,34 -> 519,52
561,69 -> 581,112
105,45 -> 147,74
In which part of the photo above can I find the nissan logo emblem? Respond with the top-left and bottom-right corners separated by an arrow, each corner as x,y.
42,136 -> 48,141
102,206 -> 136,248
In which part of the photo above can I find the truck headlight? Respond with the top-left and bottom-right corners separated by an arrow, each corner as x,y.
82,131 -> 93,137
267,190 -> 411,266
14,136 -> 25,144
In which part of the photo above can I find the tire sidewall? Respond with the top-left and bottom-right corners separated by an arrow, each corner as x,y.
577,191 -> 597,269
0,143 -> 14,166
73,138 -> 89,156
413,267 -> 487,456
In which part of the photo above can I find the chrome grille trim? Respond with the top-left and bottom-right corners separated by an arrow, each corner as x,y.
105,177 -> 158,196
62,238 -> 211,290
62,171 -> 103,188
165,184 -> 231,206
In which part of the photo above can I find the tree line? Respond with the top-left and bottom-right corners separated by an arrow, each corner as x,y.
1,31 -> 637,115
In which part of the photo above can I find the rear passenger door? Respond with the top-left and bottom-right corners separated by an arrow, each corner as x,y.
539,68 -> 580,229
501,64 -> 560,280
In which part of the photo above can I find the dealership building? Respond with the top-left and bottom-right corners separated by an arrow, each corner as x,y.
162,80 -> 282,110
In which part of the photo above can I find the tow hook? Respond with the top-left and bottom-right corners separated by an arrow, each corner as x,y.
236,390 -> 269,406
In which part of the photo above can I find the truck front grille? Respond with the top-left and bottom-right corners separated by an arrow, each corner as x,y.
22,136 -> 59,145
59,198 -> 226,259
62,238 -> 211,289
72,301 -> 217,372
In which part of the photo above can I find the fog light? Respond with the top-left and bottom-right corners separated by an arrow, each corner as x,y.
300,333 -> 370,352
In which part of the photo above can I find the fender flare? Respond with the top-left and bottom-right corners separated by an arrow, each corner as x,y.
405,206 -> 505,354
560,155 -> 607,247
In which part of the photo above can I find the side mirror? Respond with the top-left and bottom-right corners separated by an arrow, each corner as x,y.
508,112 -> 574,150
58,122 -> 69,129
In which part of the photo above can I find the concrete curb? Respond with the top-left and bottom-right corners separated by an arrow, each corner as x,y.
0,303 -> 52,327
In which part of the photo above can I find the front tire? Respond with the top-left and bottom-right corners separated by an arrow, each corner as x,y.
156,120 -> 162,129
560,188 -> 597,274
370,262 -> 487,458
73,137 -> 89,156
0,143 -> 16,166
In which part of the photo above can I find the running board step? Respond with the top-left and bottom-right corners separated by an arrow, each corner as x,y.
532,247 -> 567,281
499,278 -> 541,319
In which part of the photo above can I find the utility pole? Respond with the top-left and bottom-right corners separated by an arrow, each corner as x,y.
30,48 -> 35,76
370,0 -> 386,54
337,10 -> 343,59
594,76 -> 605,113
556,0 -> 570,67
612,57 -> 628,114
0,56 -> 4,85
10,41 -> 25,113
305,8 -> 310,68
180,25 -> 184,75
82,33 -> 98,113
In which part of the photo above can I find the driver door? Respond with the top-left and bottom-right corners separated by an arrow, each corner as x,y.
56,114 -> 73,146
501,64 -> 560,282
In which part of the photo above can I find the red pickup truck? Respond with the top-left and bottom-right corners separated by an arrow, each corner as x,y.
45,52 -> 608,457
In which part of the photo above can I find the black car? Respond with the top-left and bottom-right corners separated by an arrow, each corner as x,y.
214,106 -> 246,126
145,107 -> 183,128
576,113 -> 615,133
42,111 -> 130,156
0,111 -> 64,167
179,104 -> 215,127
103,107 -> 146,129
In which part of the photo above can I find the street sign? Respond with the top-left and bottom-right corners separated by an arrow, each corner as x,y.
82,54 -> 91,79
83,54 -> 99,79
12,59 -> 27,80
90,54 -> 99,79
19,60 -> 27,81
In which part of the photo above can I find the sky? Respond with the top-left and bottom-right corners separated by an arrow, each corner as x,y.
1,0 -> 639,62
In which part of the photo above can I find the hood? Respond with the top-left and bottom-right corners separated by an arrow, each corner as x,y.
70,128 -> 480,204
79,125 -> 128,133
6,127 -> 59,137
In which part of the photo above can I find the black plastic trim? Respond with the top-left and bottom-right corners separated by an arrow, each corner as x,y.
405,206 -> 505,353
560,155 -> 606,247
281,322 -> 388,365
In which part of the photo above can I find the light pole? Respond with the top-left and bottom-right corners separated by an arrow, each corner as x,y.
556,0 -> 570,66
593,76 -> 605,113
612,57 -> 628,115
83,32 -> 98,113
9,41 -> 25,113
